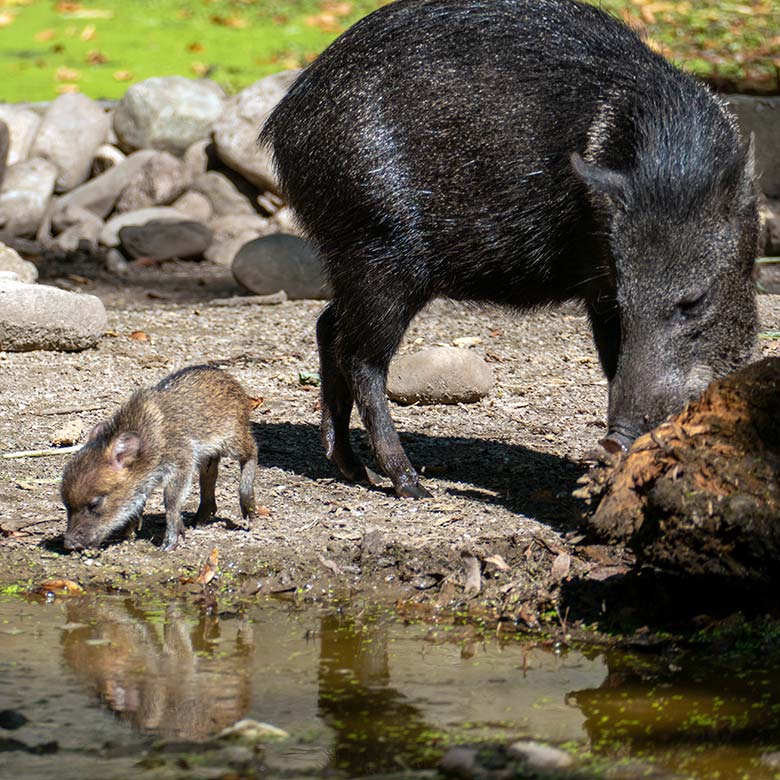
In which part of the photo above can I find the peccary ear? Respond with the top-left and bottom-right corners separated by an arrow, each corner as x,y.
109,432 -> 142,469
571,152 -> 628,206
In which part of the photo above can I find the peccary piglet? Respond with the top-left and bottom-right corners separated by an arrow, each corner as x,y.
61,366 -> 259,552
262,0 -> 759,498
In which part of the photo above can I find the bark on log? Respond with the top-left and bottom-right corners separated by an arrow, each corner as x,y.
576,357 -> 780,580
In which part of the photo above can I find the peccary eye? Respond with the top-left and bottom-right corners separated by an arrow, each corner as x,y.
675,289 -> 707,320
86,496 -> 103,514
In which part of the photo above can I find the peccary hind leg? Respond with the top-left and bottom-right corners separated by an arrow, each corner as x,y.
194,456 -> 219,524
322,285 -> 431,498
238,431 -> 258,518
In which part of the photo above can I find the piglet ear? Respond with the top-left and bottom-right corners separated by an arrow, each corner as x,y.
109,432 -> 142,469
87,421 -> 109,442
571,152 -> 629,206
735,132 -> 758,210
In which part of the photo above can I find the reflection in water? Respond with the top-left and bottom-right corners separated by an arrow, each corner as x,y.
571,649 -> 780,778
61,598 -> 253,740
317,612 -> 437,775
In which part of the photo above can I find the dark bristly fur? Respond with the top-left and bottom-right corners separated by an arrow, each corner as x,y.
61,366 -> 259,552
261,0 -> 759,498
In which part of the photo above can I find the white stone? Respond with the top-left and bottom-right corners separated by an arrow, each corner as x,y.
0,157 -> 58,236
0,242 -> 37,283
30,93 -> 111,192
212,71 -> 299,192
387,346 -> 494,404
0,105 -> 41,165
114,77 -> 225,156
0,281 -> 107,351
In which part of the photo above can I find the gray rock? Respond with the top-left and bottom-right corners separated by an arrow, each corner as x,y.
115,151 -> 191,213
29,93 -> 111,192
54,149 -> 156,220
0,242 -> 37,283
53,207 -> 104,252
760,197 -> 780,256
0,120 -> 8,189
92,143 -> 126,176
192,171 -> 257,217
231,233 -> 327,298
212,71 -> 298,192
0,157 -> 58,236
119,220 -> 212,260
114,77 -> 225,156
100,207 -> 191,247
172,190 -> 213,223
726,95 -> 780,198
507,741 -> 574,771
183,138 -> 211,179
0,271 -> 19,282
0,105 -> 41,165
387,346 -> 494,404
0,280 -> 106,351
204,213 -> 274,265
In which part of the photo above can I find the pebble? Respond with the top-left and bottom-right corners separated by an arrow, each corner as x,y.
387,346 -> 494,404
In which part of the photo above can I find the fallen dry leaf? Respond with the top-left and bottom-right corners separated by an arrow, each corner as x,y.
86,50 -> 108,64
55,66 -> 81,81
195,547 -> 219,585
36,578 -> 84,597
550,552 -> 571,581
0,12 -> 15,27
34,28 -> 56,42
484,553 -> 511,572
128,330 -> 148,341
113,70 -> 133,81
255,505 -> 271,517
248,396 -> 264,411
80,23 -> 95,40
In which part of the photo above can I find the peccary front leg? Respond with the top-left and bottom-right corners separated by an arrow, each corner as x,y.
194,456 -> 219,524
317,304 -> 370,484
162,463 -> 194,551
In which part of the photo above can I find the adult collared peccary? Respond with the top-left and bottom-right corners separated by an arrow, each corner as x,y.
61,366 -> 260,552
261,0 -> 759,498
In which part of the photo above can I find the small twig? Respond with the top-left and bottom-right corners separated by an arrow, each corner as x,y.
2,445 -> 82,459
208,291 -> 288,307
33,403 -> 106,416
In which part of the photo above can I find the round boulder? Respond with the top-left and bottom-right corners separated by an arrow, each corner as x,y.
386,346 -> 494,405
0,281 -> 107,351
231,234 -> 327,299
119,220 -> 212,260
113,77 -> 225,156
212,70 -> 299,192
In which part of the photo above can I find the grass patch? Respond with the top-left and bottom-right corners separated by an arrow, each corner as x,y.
0,0 -> 776,102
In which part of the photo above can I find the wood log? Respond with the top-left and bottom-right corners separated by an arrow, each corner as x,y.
576,357 -> 780,580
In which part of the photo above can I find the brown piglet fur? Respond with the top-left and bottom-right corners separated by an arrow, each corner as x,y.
61,366 -> 260,552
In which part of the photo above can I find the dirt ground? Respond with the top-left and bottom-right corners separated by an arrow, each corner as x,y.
2,254 -> 780,627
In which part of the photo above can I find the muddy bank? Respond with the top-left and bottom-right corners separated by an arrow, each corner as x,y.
2,262 -> 780,625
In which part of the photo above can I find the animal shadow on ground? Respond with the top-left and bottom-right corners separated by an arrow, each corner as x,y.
42,511 -> 248,554
255,421 -> 586,533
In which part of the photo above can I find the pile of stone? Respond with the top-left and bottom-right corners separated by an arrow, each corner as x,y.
0,70 -> 327,299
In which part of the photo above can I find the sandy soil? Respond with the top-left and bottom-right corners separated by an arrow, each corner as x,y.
2,255 -> 779,625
